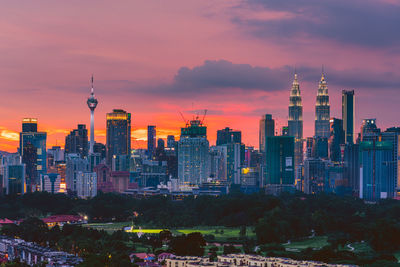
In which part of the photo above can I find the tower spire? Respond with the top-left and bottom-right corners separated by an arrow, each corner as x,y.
91,74 -> 94,94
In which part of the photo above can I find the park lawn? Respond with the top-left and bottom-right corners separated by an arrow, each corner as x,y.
85,223 -> 255,242
283,236 -> 329,251
176,226 -> 255,241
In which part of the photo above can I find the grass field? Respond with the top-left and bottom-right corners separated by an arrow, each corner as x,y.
85,222 -> 255,242
283,236 -> 329,251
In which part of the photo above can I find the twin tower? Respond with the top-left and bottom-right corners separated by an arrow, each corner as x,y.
288,71 -> 330,165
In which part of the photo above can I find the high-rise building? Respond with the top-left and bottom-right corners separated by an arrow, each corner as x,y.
167,135 -> 176,149
288,74 -> 304,168
106,109 -> 131,165
342,90 -> 355,144
315,73 -> 330,138
217,127 -> 242,146
93,142 -> 106,160
40,173 -> 61,194
177,118 -> 210,185
381,127 -> 400,192
87,75 -> 98,155
360,140 -> 395,201
65,124 -> 88,158
147,125 -> 156,159
22,118 -> 37,133
328,118 -> 345,163
19,119 -> 47,191
304,158 -> 327,194
259,114 -> 275,153
76,171 -> 97,198
265,136 -> 295,192
360,119 -> 380,142
65,153 -> 89,192
344,143 -> 360,195
0,154 -> 25,195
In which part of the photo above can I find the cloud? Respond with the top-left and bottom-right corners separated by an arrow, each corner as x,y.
233,0 -> 400,49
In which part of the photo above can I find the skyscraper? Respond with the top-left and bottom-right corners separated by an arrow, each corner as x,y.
65,124 -> 88,158
106,109 -> 131,165
328,118 -> 345,163
265,136 -> 295,194
178,118 -> 210,185
147,125 -> 156,159
217,127 -> 242,146
19,118 -> 47,191
342,90 -> 355,144
288,73 -> 304,168
360,140 -> 395,201
87,75 -> 98,155
315,72 -> 330,138
22,118 -> 37,132
259,114 -> 275,153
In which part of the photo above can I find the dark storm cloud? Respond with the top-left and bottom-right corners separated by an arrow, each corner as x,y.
98,60 -> 400,98
234,0 -> 400,48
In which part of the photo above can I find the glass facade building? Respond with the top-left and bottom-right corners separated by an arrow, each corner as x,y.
342,90 -> 355,144
106,109 -> 131,165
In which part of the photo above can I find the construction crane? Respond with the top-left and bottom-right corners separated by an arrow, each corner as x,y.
200,109 -> 207,125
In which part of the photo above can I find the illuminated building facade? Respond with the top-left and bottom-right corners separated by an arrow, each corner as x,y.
19,118 -> 47,191
288,74 -> 304,168
106,109 -> 131,165
40,173 -> 61,194
315,73 -> 330,138
178,119 -> 210,185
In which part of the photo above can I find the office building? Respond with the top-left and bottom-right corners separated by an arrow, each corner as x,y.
344,143 -> 360,195
259,114 -> 275,153
381,127 -> 400,191
147,125 -> 156,159
106,109 -> 131,164
304,158 -> 327,194
93,142 -> 106,160
0,154 -> 25,195
65,153 -> 89,192
87,75 -> 98,154
288,74 -> 304,170
76,171 -> 97,198
265,136 -> 295,193
40,173 -> 61,194
328,118 -> 345,163
64,124 -> 88,158
342,90 -> 355,144
177,118 -> 210,185
315,73 -> 330,138
167,135 -> 176,149
360,140 -> 395,201
22,118 -> 37,132
209,146 -> 226,180
19,119 -> 47,191
360,119 -> 380,142
217,127 -> 242,146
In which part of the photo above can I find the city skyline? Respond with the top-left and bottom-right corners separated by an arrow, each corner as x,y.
1,0 -> 400,152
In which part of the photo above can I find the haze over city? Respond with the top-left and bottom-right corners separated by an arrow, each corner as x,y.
1,0 -> 400,152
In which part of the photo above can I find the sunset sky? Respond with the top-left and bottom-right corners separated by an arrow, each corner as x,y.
1,0 -> 400,152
